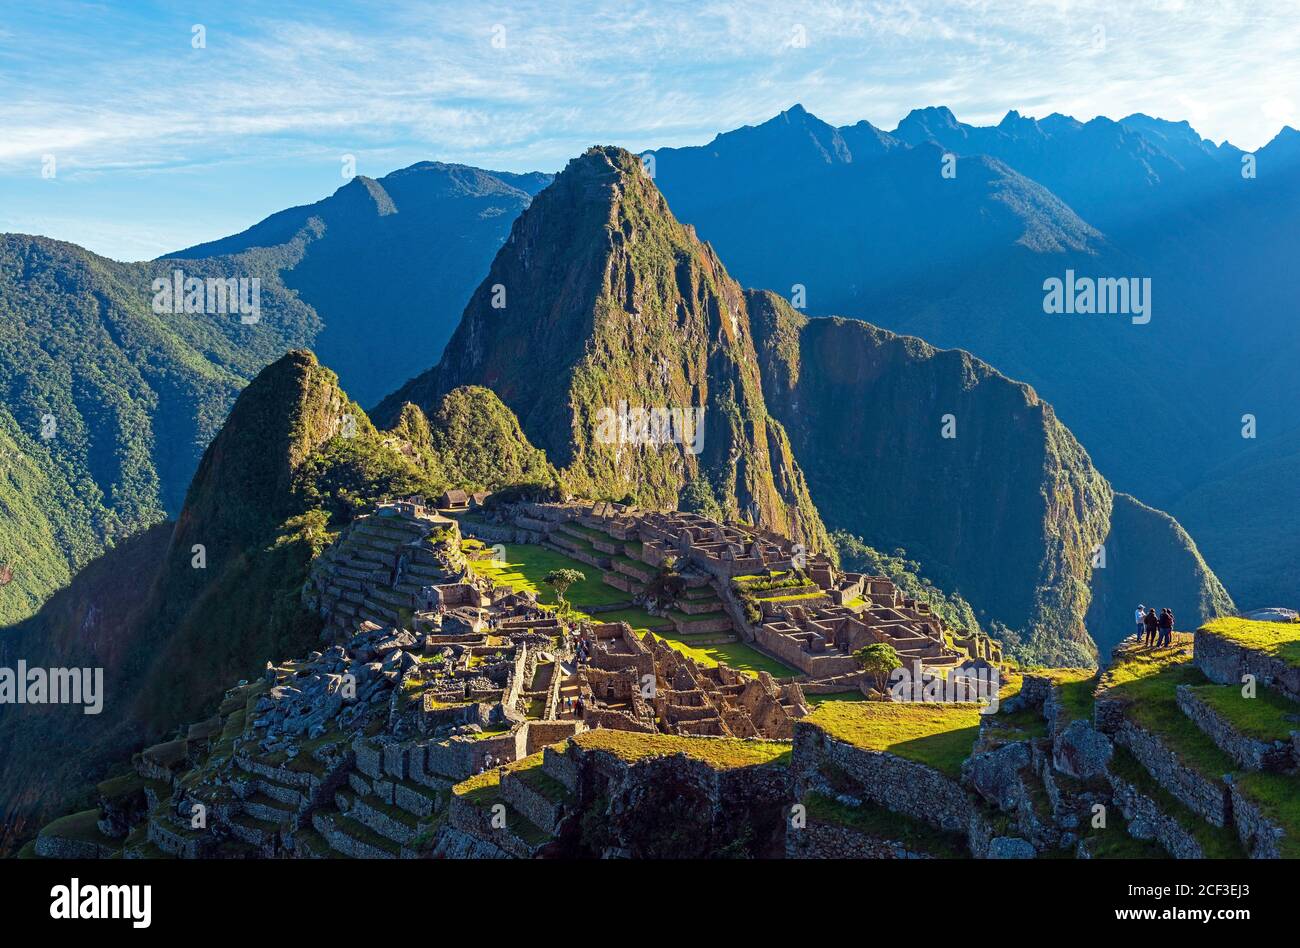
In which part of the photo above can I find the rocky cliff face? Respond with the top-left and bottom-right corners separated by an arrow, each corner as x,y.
376,146 -> 829,551
748,290 -> 1110,664
748,290 -> 1230,665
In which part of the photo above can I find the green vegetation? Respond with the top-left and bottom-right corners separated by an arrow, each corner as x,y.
1199,616 -> 1300,668
469,543 -> 624,609
515,763 -> 572,804
1103,635 -> 1300,856
467,541 -> 796,676
806,691 -> 869,705
1050,669 -> 1100,723
37,808 -> 114,848
543,567 -> 586,608
853,642 -> 903,693
678,475 -> 724,520
651,636 -> 797,679
1105,646 -> 1237,781
731,570 -> 802,593
572,729 -> 791,769
375,146 -> 832,555
4,352 -> 553,850
1234,771 -> 1300,858
805,701 -> 983,779
1079,816 -> 1168,859
1186,683 -> 1300,743
412,386 -> 558,494
0,233 -> 329,627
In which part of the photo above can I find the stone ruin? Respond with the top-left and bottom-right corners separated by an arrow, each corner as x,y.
466,499 -> 1001,688
566,621 -> 809,739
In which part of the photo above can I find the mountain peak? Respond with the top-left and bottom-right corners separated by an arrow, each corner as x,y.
176,349 -> 358,549
334,174 -> 397,215
374,143 -> 830,547
896,105 -> 960,130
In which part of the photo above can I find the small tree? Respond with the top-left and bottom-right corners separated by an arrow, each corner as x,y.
543,568 -> 585,608
854,643 -> 903,695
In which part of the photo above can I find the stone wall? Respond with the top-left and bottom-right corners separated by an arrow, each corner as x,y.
785,821 -> 934,859
563,741 -> 792,858
1228,781 -> 1286,858
791,721 -> 975,833
34,832 -> 118,859
1106,769 -> 1202,858
752,624 -> 859,677
447,791 -> 536,859
1114,721 -> 1230,826
501,771 -> 566,835
1176,685 -> 1296,772
1194,628 -> 1300,702
310,811 -> 395,859
522,720 -> 583,755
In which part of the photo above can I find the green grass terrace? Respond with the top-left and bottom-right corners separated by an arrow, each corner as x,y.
1199,616 -> 1300,667
804,700 -> 985,779
572,728 -> 792,769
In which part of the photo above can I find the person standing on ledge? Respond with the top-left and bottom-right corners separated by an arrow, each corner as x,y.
1158,608 -> 1174,647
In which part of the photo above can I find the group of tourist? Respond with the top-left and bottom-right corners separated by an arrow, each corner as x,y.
560,695 -> 586,718
1135,604 -> 1175,647
572,629 -> 593,666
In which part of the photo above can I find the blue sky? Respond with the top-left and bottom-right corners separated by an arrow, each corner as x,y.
2,0 -> 1296,261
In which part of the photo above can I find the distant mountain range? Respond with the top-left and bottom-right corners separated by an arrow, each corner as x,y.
169,162 -> 553,407
648,105 -> 1300,611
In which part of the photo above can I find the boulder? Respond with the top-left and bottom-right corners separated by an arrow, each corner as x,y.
986,836 -> 1036,859
1053,719 -> 1113,779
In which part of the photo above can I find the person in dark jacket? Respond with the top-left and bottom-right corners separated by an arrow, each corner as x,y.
1158,608 -> 1174,647
1143,608 -> 1160,646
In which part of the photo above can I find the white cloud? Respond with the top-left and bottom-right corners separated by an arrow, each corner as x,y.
0,0 -> 1296,256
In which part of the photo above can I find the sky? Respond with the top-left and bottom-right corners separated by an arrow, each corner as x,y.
1,0 -> 1296,261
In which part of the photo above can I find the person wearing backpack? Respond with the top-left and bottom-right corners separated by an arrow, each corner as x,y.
1158,608 -> 1174,647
